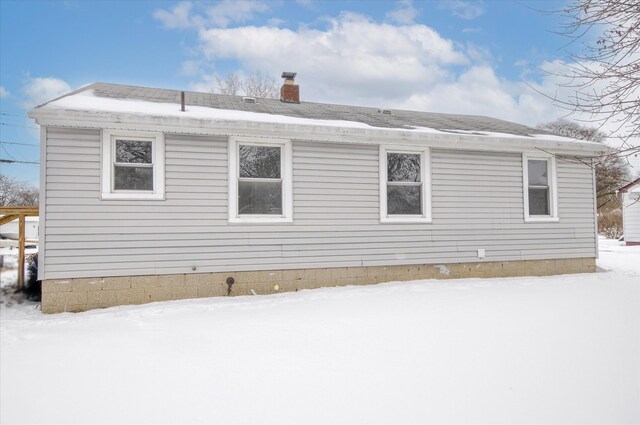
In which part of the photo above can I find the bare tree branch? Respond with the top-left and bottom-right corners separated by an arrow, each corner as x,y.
0,174 -> 39,206
214,72 -> 241,96
242,71 -> 278,99
537,119 -> 634,211
212,71 -> 279,99
540,0 -> 640,143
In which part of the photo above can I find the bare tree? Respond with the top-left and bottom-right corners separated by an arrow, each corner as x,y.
538,119 -> 631,210
547,0 -> 640,143
0,174 -> 39,206
538,118 -> 606,143
242,71 -> 278,99
213,71 -> 278,99
215,72 -> 241,96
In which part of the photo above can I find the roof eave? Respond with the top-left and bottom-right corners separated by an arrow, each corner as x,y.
28,107 -> 606,156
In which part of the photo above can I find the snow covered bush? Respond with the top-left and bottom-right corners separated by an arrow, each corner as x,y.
24,253 -> 41,301
598,210 -> 623,239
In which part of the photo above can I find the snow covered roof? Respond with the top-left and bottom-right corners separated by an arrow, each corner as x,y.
28,82 -> 608,155
33,82 -> 554,138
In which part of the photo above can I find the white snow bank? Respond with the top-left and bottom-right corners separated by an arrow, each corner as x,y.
598,237 -> 640,274
1,244 -> 638,424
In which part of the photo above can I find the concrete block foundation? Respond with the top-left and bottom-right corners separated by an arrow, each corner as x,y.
41,257 -> 596,313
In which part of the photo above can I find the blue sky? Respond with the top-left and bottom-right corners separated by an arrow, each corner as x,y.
0,0 -> 575,185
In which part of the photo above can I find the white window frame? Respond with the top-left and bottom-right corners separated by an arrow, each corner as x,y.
228,136 -> 293,223
522,153 -> 559,222
101,129 -> 165,200
379,145 -> 432,223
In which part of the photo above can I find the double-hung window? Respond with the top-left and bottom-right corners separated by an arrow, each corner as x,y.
380,146 -> 431,223
228,137 -> 292,222
523,154 -> 558,222
101,130 -> 165,200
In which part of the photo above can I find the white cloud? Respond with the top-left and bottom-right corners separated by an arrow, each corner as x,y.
154,2 -> 199,29
295,0 -> 314,7
22,77 -> 71,108
386,0 -> 419,25
158,6 -> 636,139
0,85 -> 9,98
196,12 -> 468,104
438,1 -> 484,20
206,0 -> 269,28
267,17 -> 285,27
188,73 -> 221,93
188,12 -> 560,123
179,59 -> 202,76
154,0 -> 269,29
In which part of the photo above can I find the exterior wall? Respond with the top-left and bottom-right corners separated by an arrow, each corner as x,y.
43,127 -> 597,281
623,191 -> 640,244
42,257 -> 596,313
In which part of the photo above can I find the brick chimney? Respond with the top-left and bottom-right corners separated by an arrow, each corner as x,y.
280,72 -> 299,103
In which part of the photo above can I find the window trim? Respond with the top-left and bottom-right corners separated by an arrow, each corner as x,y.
522,153 -> 559,222
228,136 -> 293,223
101,130 -> 165,200
379,145 -> 432,223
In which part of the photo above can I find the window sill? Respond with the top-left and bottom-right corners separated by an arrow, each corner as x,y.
380,216 -> 432,224
229,216 -> 293,224
524,216 -> 560,223
101,192 -> 165,200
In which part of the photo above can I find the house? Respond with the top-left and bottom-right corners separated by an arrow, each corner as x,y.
28,75 -> 603,313
619,177 -> 640,245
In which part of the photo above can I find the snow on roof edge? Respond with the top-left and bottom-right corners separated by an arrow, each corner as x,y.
32,88 -> 600,148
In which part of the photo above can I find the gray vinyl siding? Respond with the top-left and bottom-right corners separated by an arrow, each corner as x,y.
43,127 -> 597,279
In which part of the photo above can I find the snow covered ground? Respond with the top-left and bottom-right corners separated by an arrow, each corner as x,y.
1,240 -> 638,424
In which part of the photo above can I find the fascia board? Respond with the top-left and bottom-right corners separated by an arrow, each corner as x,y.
28,108 -> 606,156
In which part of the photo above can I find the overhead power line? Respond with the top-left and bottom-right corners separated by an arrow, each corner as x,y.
0,158 -> 40,164
1,144 -> 17,160
0,140 -> 39,147
0,122 -> 38,130
0,112 -> 28,118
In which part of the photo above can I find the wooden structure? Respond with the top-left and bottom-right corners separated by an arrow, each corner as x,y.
0,206 -> 39,289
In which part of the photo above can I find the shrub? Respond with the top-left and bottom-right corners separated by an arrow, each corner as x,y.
598,210 -> 623,239
24,253 -> 41,301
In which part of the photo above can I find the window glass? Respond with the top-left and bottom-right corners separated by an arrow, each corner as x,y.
114,167 -> 153,191
387,185 -> 422,215
113,139 -> 154,191
528,188 -> 549,215
528,159 -> 548,186
239,145 -> 281,178
387,153 -> 421,182
238,181 -> 282,214
116,140 -> 152,164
